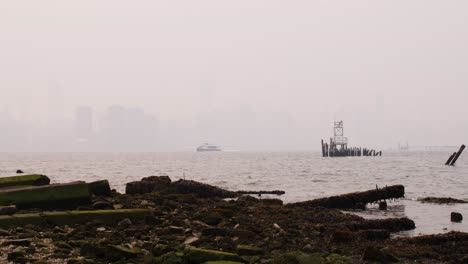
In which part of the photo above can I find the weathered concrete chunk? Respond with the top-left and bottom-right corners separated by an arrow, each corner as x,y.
0,182 -> 91,209
88,180 -> 112,196
0,209 -> 152,228
0,174 -> 50,188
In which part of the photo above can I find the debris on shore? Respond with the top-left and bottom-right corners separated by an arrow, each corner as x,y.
0,174 -> 465,263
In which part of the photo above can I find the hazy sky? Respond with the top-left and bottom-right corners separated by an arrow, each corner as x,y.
1,1 -> 468,150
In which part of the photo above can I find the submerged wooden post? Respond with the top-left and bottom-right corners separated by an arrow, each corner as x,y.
321,140 -> 325,157
445,152 -> 456,165
449,145 -> 466,166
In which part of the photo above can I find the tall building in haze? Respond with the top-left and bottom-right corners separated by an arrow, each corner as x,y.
75,106 -> 93,142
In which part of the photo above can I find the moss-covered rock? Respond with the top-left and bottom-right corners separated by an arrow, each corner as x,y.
186,247 -> 244,264
0,174 -> 50,188
0,182 -> 91,209
0,209 -> 152,228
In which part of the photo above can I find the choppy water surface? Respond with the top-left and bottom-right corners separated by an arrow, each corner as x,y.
0,151 -> 466,236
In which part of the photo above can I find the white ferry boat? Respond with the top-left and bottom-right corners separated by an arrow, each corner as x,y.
196,143 -> 222,152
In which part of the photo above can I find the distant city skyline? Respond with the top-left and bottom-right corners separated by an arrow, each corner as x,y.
1,1 -> 468,151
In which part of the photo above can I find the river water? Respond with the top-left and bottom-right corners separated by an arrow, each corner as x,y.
0,151 -> 466,236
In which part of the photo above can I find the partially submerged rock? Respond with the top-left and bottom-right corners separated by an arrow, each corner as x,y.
419,197 -> 467,204
126,176 -> 238,198
451,212 -> 463,223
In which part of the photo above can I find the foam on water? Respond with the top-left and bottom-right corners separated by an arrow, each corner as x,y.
0,151 -> 466,235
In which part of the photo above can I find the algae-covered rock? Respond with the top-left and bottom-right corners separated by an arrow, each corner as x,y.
152,243 -> 172,257
0,182 -> 91,209
106,245 -> 142,261
186,247 -> 244,264
236,245 -> 264,256
0,209 -> 151,228
0,174 -> 50,188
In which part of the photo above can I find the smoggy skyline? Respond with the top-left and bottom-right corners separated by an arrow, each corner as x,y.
1,1 -> 468,151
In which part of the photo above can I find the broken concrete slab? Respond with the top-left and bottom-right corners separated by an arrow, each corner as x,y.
0,182 -> 91,209
0,209 -> 152,228
0,174 -> 50,188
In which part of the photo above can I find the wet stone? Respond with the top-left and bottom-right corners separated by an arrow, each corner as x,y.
2,238 -> 32,246
451,212 -> 463,223
92,201 -> 114,210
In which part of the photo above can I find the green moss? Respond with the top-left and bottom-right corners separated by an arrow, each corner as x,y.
0,174 -> 50,188
0,209 -> 152,228
186,248 -> 244,264
0,182 -> 91,209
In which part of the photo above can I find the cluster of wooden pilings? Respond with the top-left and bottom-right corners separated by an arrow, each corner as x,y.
321,140 -> 382,157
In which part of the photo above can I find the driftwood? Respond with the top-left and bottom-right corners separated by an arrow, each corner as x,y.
291,185 -> 405,209
236,190 -> 285,196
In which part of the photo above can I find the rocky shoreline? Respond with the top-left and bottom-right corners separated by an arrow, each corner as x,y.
0,175 -> 466,264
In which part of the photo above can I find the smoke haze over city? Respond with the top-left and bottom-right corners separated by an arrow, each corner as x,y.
1,1 -> 468,151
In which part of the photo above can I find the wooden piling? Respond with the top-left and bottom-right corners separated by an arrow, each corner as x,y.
445,152 -> 456,165
449,145 -> 466,166
321,140 -> 325,157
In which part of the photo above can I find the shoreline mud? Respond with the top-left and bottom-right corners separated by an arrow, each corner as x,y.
0,174 -> 466,263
